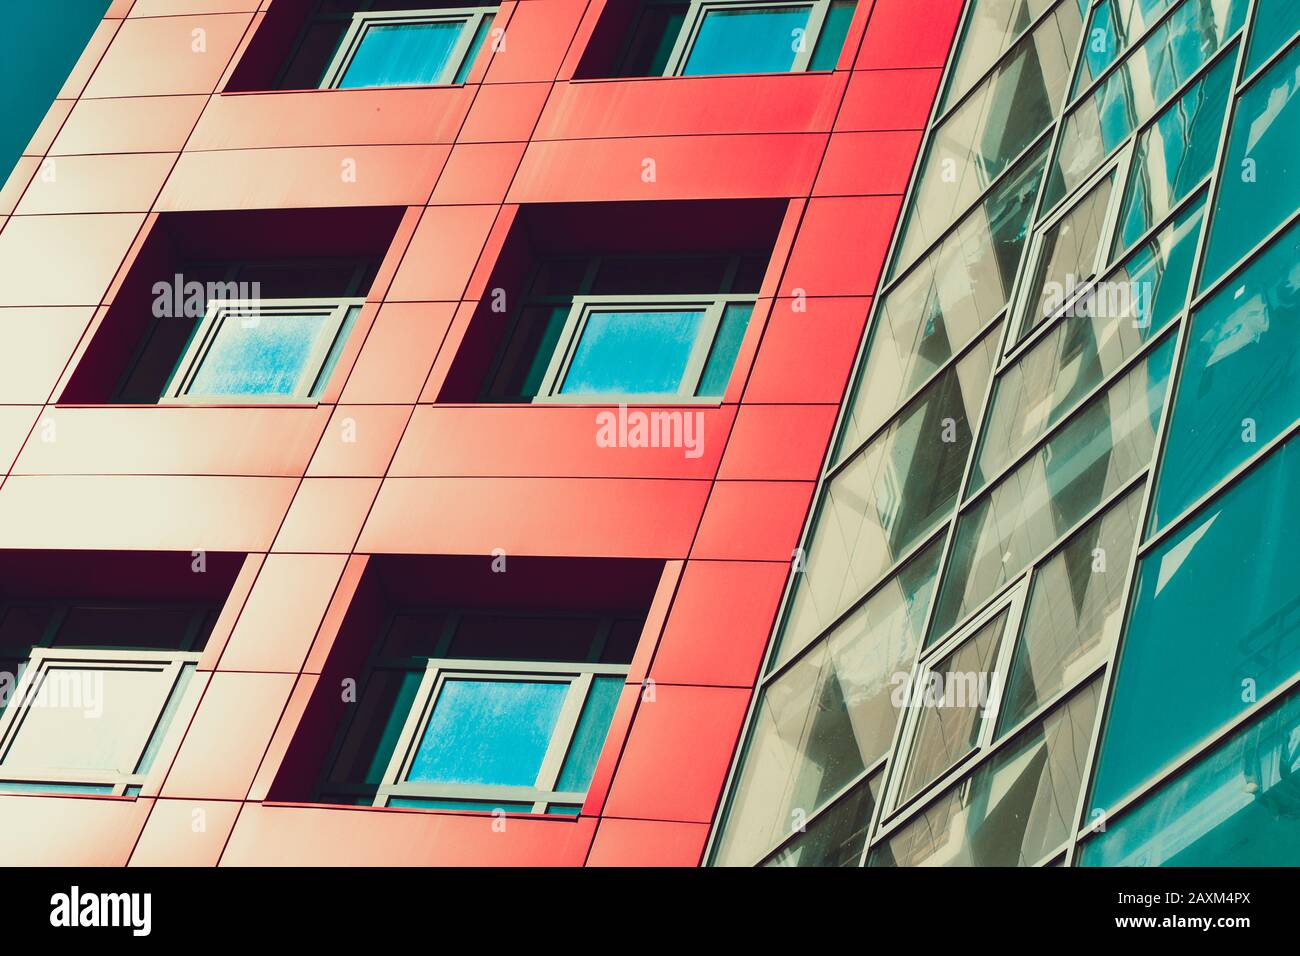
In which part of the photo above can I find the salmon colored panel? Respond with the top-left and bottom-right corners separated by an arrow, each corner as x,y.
389,405 -> 734,479
837,68 -> 944,131
579,684 -> 641,816
272,478 -> 380,553
21,100 -> 74,157
0,407 -> 38,475
627,560 -> 684,685
587,818 -> 710,867
221,803 -> 597,866
301,554 -> 368,674
812,130 -> 924,197
0,796 -> 152,866
358,477 -> 711,558
484,0 -> 586,83
52,95 -> 208,155
15,152 -> 176,215
84,14 -> 254,98
430,142 -> 526,205
128,800 -> 242,867
339,302 -> 452,405
162,671 -> 295,799
508,134 -> 827,203
0,159 -> 38,217
199,553 -> 265,672
743,296 -> 870,404
717,405 -> 837,481
0,475 -> 296,552
155,144 -> 448,211
603,684 -> 750,823
650,560 -> 788,686
457,82 -> 551,143
855,0 -> 963,69
780,196 -> 901,297
13,407 -> 330,477
219,552 -> 348,672
247,672 -> 319,800
691,480 -> 814,561
0,214 -> 142,307
58,19 -> 122,100
188,87 -> 472,150
106,0 -> 134,15
386,205 -> 499,302
306,405 -> 411,477
0,308 -> 94,403
534,73 -> 845,141
131,0 -> 260,15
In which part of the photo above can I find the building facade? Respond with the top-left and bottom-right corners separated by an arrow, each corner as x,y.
0,0 -> 1293,868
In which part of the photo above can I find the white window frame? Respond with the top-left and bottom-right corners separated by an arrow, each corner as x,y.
535,293 -> 755,403
320,6 -> 494,89
364,658 -> 627,814
662,0 -> 834,77
162,297 -> 363,404
0,648 -> 199,797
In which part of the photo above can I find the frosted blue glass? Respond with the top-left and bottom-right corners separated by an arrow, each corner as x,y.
560,310 -> 704,396
186,313 -> 327,397
1092,437 -> 1300,811
555,676 -> 623,792
1082,687 -> 1300,866
408,679 -> 568,787
339,20 -> 463,88
682,6 -> 811,75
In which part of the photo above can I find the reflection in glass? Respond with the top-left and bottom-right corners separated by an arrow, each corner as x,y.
762,773 -> 879,867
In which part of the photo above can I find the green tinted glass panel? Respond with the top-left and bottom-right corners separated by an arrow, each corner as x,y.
696,303 -> 752,396
555,676 -> 623,792
808,0 -> 855,70
1152,217 -> 1300,530
1092,437 -> 1300,811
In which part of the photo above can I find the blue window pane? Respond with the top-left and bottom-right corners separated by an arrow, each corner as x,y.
696,303 -> 751,397
808,0 -> 855,70
453,14 -> 494,83
1151,217 -> 1300,530
682,6 -> 812,76
1245,0 -> 1300,74
1113,52 -> 1232,252
1091,437 -> 1300,812
555,676 -> 623,792
1082,686 -> 1300,866
339,20 -> 465,89
408,679 -> 569,787
186,313 -> 329,398
560,310 -> 704,396
387,797 -> 531,811
1200,41 -> 1300,288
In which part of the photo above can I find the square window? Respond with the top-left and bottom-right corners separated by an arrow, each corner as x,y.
164,300 -> 362,403
322,8 -> 495,89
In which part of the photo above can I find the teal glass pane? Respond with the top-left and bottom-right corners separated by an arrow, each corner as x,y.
1091,437 -> 1300,811
931,335 -> 1174,642
560,309 -> 704,396
388,797 -> 531,811
0,782 -> 115,795
1245,0 -> 1300,74
452,14 -> 494,83
1082,687 -> 1300,866
942,0 -> 1057,111
1113,52 -> 1231,252
695,303 -> 751,396
1151,216 -> 1300,530
682,6 -> 811,76
185,313 -> 329,398
546,804 -> 582,816
518,306 -> 571,399
555,676 -> 623,792
808,0 -> 855,70
1200,41 -> 1300,288
408,678 -> 569,787
135,663 -> 195,775
363,669 -> 424,785
310,303 -> 359,397
339,20 -> 465,88
1073,0 -> 1178,95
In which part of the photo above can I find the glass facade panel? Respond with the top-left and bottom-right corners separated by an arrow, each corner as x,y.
782,331 -> 998,657
1081,686 -> 1300,866
1091,436 -> 1300,811
184,312 -> 332,398
1200,39 -> 1300,287
713,543 -> 939,866
872,680 -> 1099,867
1245,0 -> 1300,74
762,773 -> 878,867
1152,216 -> 1300,530
931,335 -> 1173,642
891,1 -> 1082,275
1074,0 -> 1178,93
942,0 -> 1058,110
